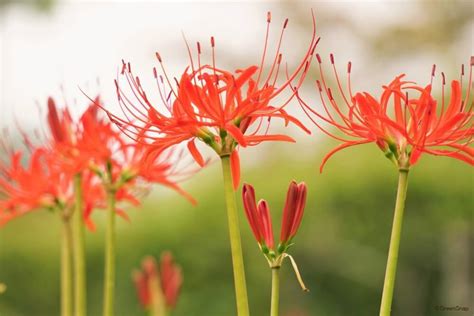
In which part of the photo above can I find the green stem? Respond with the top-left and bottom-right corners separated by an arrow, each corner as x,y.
73,174 -> 87,316
270,268 -> 280,316
60,215 -> 73,316
220,156 -> 250,316
102,188 -> 116,316
379,169 -> 409,316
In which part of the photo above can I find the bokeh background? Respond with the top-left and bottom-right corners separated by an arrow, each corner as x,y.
0,0 -> 473,315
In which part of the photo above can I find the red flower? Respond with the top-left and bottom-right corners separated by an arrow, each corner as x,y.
104,11 -> 319,189
297,55 -> 474,171
132,253 -> 183,311
242,181 -> 307,256
0,147 -> 104,227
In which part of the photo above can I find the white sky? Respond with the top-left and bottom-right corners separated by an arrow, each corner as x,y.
0,0 -> 471,136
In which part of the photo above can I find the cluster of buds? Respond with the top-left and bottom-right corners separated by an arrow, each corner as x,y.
242,181 -> 309,291
132,252 -> 183,315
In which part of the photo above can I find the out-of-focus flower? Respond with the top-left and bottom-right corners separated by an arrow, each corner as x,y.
47,95 -> 195,217
297,55 -> 474,171
104,11 -> 319,189
132,252 -> 183,314
242,181 -> 308,290
0,145 -> 104,227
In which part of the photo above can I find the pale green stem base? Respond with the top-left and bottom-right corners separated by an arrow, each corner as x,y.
60,216 -> 73,316
149,270 -> 167,316
102,189 -> 116,316
73,174 -> 87,316
220,156 -> 250,316
270,268 -> 280,316
379,169 -> 409,316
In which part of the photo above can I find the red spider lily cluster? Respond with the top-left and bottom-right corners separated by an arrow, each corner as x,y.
297,54 -> 474,171
0,96 -> 189,229
132,253 -> 183,314
104,12 -> 319,189
1,8 -> 473,316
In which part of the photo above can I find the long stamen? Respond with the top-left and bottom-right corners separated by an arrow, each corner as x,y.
263,17 -> 289,87
330,54 -> 355,115
156,52 -> 180,103
347,61 -> 354,99
256,11 -> 272,86
462,57 -> 474,110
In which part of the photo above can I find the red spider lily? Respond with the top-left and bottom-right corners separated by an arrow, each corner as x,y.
297,55 -> 474,171
0,147 -> 104,227
48,95 -> 195,205
132,253 -> 183,312
242,181 -> 307,256
105,11 -> 319,189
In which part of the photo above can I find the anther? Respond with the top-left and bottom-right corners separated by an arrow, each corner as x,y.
267,12 -> 271,23
277,53 -> 282,64
327,88 -> 334,101
127,62 -> 131,73
283,18 -> 289,29
347,61 -> 352,74
316,80 -> 322,91
197,42 -> 201,54
316,53 -> 322,63
211,36 -> 215,48
441,72 -> 445,85
461,64 -> 465,76
330,53 -> 334,64
470,56 -> 474,66
431,64 -> 436,77
153,67 -> 158,79
155,52 -> 162,63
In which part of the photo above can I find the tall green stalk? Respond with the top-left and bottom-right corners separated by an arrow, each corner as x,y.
270,268 -> 280,316
379,169 -> 409,316
73,174 -> 87,316
102,187 -> 116,316
60,211 -> 73,316
220,156 -> 250,316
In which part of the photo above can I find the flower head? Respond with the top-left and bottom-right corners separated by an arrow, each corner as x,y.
0,146 -> 103,227
298,55 -> 474,171
105,12 -> 319,189
132,252 -> 183,312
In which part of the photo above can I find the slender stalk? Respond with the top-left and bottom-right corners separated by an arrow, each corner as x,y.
379,169 -> 409,316
102,188 -> 116,316
220,156 -> 250,316
270,268 -> 280,316
73,174 -> 87,316
149,271 -> 167,316
60,212 -> 73,316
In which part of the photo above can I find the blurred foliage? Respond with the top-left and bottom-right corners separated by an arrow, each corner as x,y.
0,140 -> 472,316
286,0 -> 473,60
0,0 -> 54,13
364,0 -> 473,59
